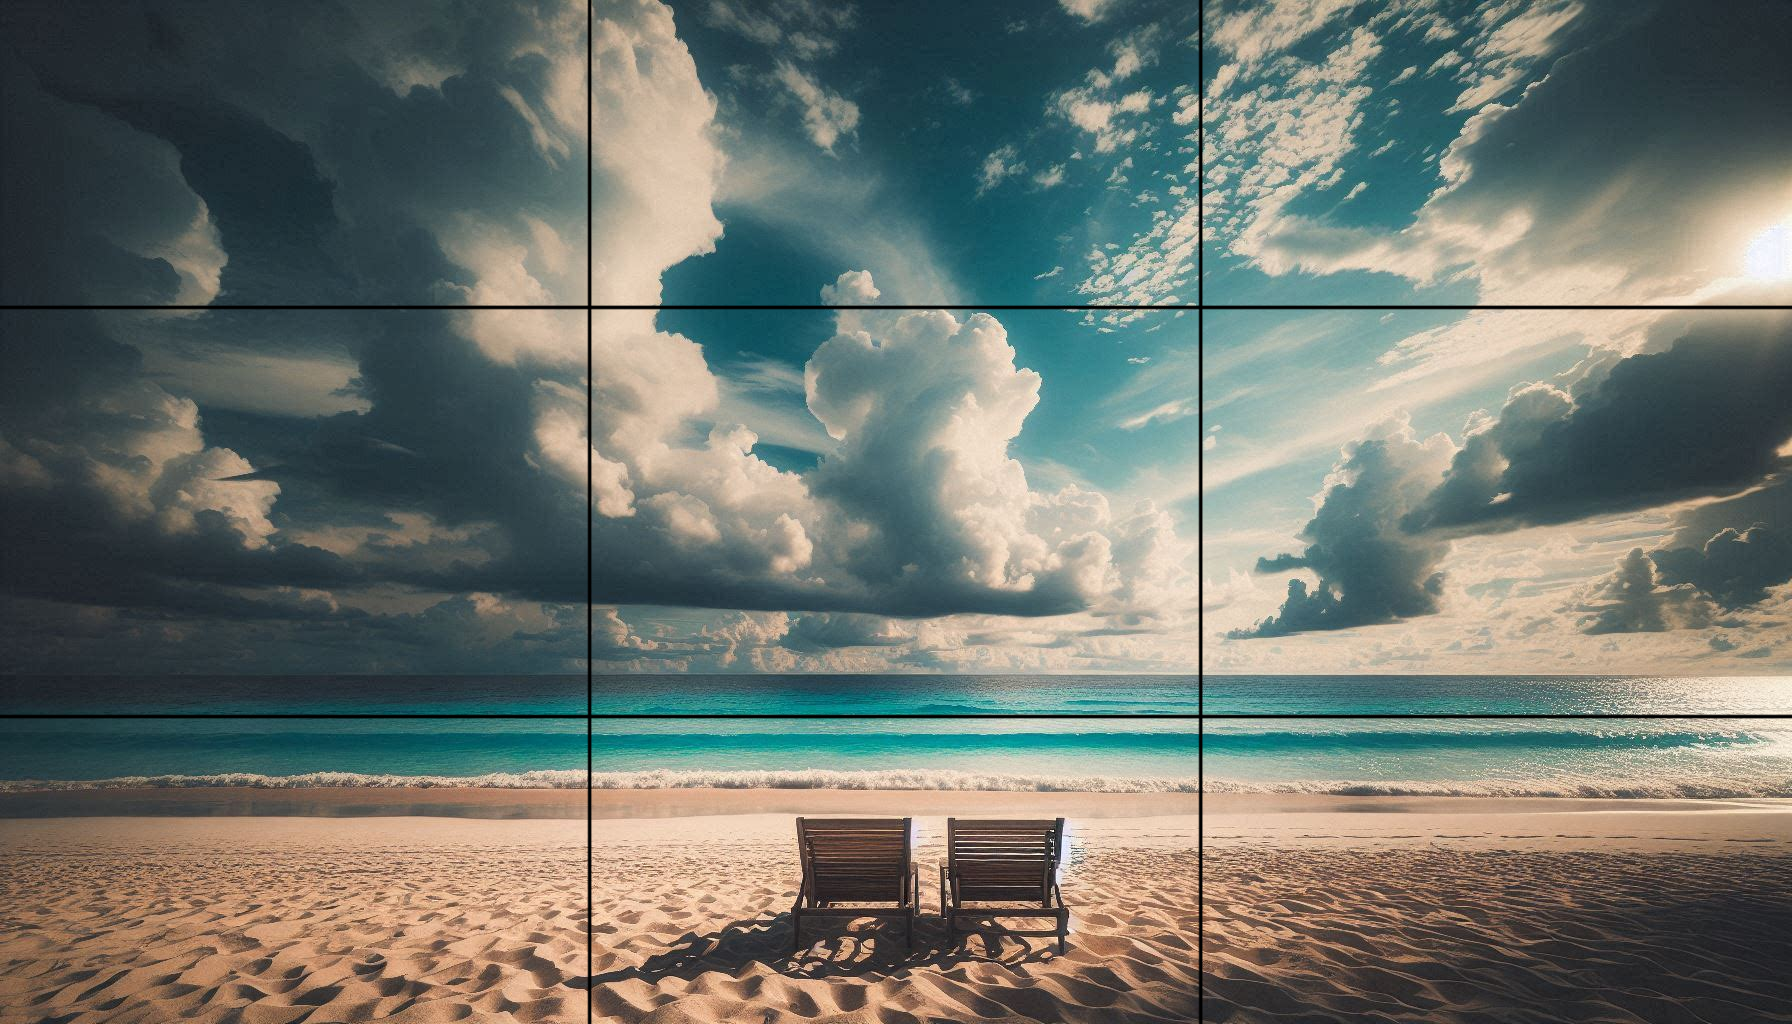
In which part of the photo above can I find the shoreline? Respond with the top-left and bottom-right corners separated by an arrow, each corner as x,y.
3,786 -> 1789,848
0,786 -> 1205,820
0,785 -> 588,818
1208,792 -> 1792,854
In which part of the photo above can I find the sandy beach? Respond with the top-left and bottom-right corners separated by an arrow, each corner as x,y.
0,786 -> 590,819
594,790 -> 1202,1024
0,814 -> 588,1024
1206,794 -> 1792,1023
0,788 -> 1200,1024
6,790 -> 1792,1023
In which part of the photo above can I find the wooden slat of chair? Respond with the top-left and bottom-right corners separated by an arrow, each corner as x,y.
942,817 -> 1070,952
793,816 -> 917,952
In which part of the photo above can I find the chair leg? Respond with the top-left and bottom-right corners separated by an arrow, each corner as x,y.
791,912 -> 801,953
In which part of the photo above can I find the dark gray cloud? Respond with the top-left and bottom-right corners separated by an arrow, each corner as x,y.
0,308 -> 587,673
1573,548 -> 1714,636
0,313 -> 337,603
0,592 -> 585,676
1,0 -> 586,305
2,3 -> 576,673
1232,420 -> 1453,638
0,59 -> 217,304
1410,312 -> 1792,534
1,0 -> 598,672
1650,476 -> 1792,612
782,613 -> 911,653
1239,312 -> 1792,639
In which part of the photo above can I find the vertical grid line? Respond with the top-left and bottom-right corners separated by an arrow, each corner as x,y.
1195,0 -> 1206,1020
585,2 -> 597,1016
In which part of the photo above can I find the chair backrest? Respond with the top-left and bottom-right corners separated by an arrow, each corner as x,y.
796,817 -> 912,904
948,818 -> 1065,902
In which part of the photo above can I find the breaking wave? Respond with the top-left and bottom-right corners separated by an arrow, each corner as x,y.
0,770 -> 588,792
590,768 -> 1201,792
0,769 -> 1203,793
1205,776 -> 1792,800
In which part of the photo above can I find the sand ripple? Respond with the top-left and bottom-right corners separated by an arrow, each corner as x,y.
0,819 -> 587,1024
1207,848 -> 1792,1023
594,825 -> 1200,1024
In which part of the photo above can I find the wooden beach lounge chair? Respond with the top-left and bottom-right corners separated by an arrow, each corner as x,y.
791,817 -> 920,952
940,817 -> 1070,952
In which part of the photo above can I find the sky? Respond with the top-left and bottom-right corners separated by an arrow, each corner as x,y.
1201,0 -> 1792,674
0,0 -> 1787,676
0,0 -> 1199,675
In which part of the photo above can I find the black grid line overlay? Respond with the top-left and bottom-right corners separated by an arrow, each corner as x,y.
586,1 -> 596,1009
3,2 -> 1777,1024
1183,2 -> 1792,1022
1196,5 -> 1206,1017
22,302 -> 1792,312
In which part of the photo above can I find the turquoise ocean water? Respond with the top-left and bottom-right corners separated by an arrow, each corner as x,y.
1,675 -> 1788,798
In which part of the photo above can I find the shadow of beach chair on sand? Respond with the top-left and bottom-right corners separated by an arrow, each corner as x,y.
791,817 -> 920,953
940,817 -> 1070,953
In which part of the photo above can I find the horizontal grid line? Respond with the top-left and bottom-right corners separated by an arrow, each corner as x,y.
3,303 -> 1193,313
4,712 -> 1788,720
1199,712 -> 1792,720
4,304 -> 587,312
0,713 -> 591,720
10,302 -> 1792,312
1204,304 -> 1792,312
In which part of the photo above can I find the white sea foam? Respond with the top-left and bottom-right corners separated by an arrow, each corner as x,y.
5,769 -> 1787,800
0,768 -> 1195,794
0,770 -> 588,792
1204,777 -> 1792,799
588,768 -> 1200,792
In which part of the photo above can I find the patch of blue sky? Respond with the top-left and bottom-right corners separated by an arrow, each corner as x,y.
660,0 -> 1195,307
